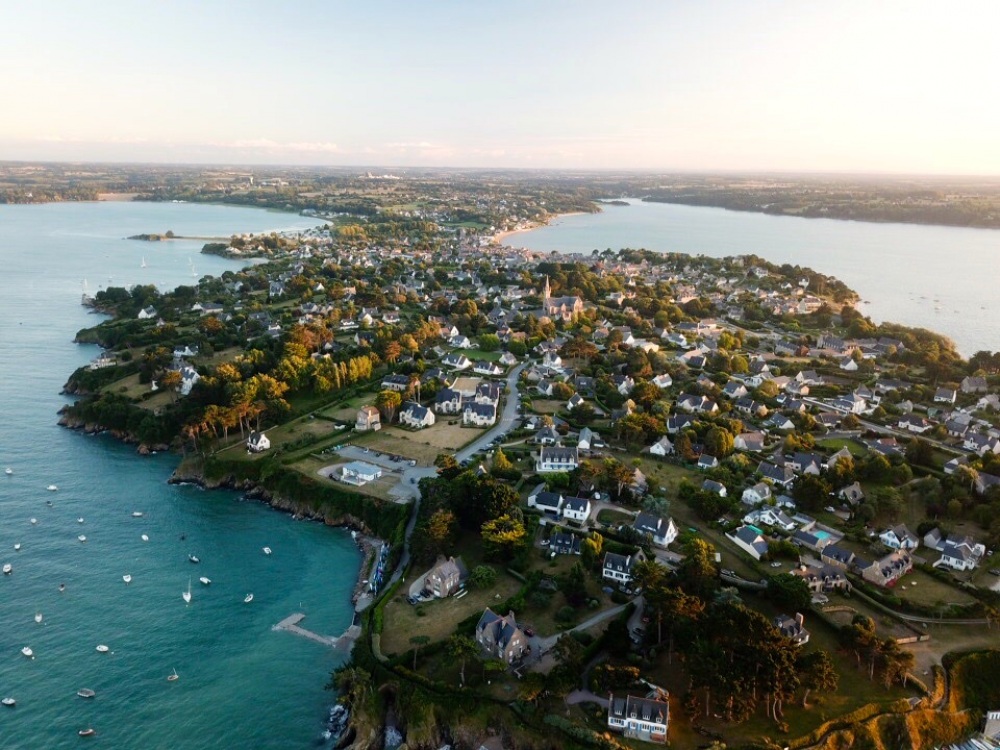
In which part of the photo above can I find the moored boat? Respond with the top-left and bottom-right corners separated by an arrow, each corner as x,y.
4,468 -> 12,476
77,688 -> 95,699
78,535 -> 87,543
244,593 -> 254,603
167,668 -> 179,682
1,697 -> 14,707
46,485 -> 57,492
188,554 -> 200,564
34,613 -> 42,624
3,563 -> 11,575
199,576 -> 211,585
123,574 -> 132,585
182,579 -> 192,604
262,546 -> 272,555
21,646 -> 33,658
95,644 -> 109,653
78,728 -> 96,737
141,534 -> 149,542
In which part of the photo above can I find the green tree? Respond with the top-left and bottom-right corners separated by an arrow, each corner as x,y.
447,635 -> 480,686
374,389 -> 402,424
468,565 -> 498,590
410,635 -> 431,670
797,650 -> 838,707
581,531 -> 604,569
481,514 -> 527,560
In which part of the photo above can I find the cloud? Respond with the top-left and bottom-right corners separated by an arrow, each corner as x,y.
218,138 -> 341,154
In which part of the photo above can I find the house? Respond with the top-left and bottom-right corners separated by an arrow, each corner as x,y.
790,563 -> 850,592
435,387 -> 463,414
178,365 -> 201,396
744,507 -> 796,532
534,426 -> 561,445
536,446 -> 579,473
934,535 -> 986,571
961,376 -> 989,394
473,360 -> 504,377
765,414 -> 796,431
339,461 -> 383,486
897,414 -> 932,434
632,513 -> 678,547
722,381 -> 748,400
879,524 -> 919,550
727,525 -> 769,560
821,545 -> 856,569
944,455 -> 969,475
355,405 -> 382,432
577,427 -> 598,451
701,479 -> 727,497
934,387 -> 957,404
648,436 -> 674,457
499,351 -> 518,367
837,481 -> 866,506
567,393 -> 586,411
839,356 -> 859,372
861,549 -> 912,587
741,482 -> 772,506
463,402 -> 497,427
789,452 -> 823,475
442,353 -> 471,370
425,557 -> 462,598
734,432 -> 766,452
137,305 -> 157,320
527,486 -> 563,514
607,693 -> 669,745
964,433 -> 1000,456
773,613 -> 810,646
549,531 -> 581,556
602,551 -> 644,585
449,335 -> 473,349
381,374 -> 411,392
697,454 -> 719,470
399,402 -> 436,429
246,431 -> 270,453
652,373 -> 673,389
757,461 -> 795,488
474,608 -> 527,663
562,497 -> 592,523
825,447 -> 854,472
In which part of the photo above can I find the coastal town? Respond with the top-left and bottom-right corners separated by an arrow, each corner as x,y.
57,174 -> 1000,750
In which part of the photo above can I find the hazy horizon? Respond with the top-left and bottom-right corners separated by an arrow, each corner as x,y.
2,1 -> 998,174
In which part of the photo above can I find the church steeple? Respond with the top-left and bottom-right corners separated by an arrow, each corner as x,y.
543,275 -> 551,301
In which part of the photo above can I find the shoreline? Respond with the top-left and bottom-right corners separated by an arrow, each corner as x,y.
492,210 -> 589,244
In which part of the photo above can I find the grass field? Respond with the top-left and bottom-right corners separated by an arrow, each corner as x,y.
894,567 -> 978,609
351,427 -> 460,465
379,574 -> 523,656
817,437 -> 867,456
289,454 -> 401,501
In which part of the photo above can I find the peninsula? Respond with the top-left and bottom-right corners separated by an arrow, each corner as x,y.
59,173 -> 1000,750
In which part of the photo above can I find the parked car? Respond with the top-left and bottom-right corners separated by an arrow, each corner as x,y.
770,562 -> 782,568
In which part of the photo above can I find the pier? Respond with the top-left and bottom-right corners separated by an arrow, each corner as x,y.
273,613 -> 361,652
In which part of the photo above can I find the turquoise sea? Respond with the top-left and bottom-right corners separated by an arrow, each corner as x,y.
510,199 -> 1000,357
0,202 -> 359,749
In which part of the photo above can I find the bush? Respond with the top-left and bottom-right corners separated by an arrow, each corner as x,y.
554,606 -> 577,625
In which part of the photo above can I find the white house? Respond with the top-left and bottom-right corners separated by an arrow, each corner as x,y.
934,536 -> 986,571
442,353 -> 471,370
339,461 -> 383,486
567,393 -> 585,411
744,507 -> 796,532
463,402 -> 497,427
247,431 -> 270,453
607,693 -> 669,745
647,436 -> 674,457
527,486 -> 563,514
434,388 -> 463,414
399,402 -> 436,429
652,373 -> 673,389
633,513 -> 678,547
602,551 -> 643,585
727,525 -> 769,560
741,482 -> 772,506
879,524 -> 919,550
137,305 -> 157,320
561,497 -> 592,523
355,405 -> 381,432
536,446 -> 579,473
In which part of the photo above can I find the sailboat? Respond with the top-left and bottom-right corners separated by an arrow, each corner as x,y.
21,646 -> 33,659
141,534 -> 149,542
141,257 -> 147,268
182,579 -> 192,604
244,593 -> 254,603
34,613 -> 42,624
123,574 -> 132,585
4,468 -> 12,475
167,669 -> 179,682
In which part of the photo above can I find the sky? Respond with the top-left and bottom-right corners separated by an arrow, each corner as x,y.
0,1 -> 997,173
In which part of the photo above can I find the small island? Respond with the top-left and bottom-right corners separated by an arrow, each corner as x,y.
56,173 -> 1000,750
127,230 -> 176,241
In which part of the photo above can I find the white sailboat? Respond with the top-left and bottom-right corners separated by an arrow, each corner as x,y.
122,574 -> 132,585
13,543 -> 20,551
262,546 -> 272,556
21,646 -> 33,659
244,593 -> 253,603
34,613 -> 42,624
167,668 -> 179,682
2,564 -> 11,575
141,257 -> 147,268
141,534 -> 149,542
182,579 -> 192,604
78,535 -> 87,543
95,644 -> 109,653
4,467 -> 12,475
199,577 -> 211,586
46,485 -> 57,492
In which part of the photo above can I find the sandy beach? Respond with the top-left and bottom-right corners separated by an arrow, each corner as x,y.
493,211 -> 588,245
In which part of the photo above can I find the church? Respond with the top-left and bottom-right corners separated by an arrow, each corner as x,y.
541,276 -> 584,320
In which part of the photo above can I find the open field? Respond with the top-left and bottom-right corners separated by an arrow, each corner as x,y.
895,567 -> 978,609
817,437 -> 867,456
317,391 -> 377,421
383,421 -> 479,452
352,429 -> 452,465
528,399 -> 564,414
286,454 -> 401,501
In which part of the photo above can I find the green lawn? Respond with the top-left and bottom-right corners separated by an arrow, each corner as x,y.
817,437 -> 867,456
894,567 -> 978,609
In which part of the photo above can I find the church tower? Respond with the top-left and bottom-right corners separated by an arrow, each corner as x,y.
543,275 -> 551,302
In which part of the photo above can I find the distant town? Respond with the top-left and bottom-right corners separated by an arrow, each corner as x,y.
47,168 -> 1000,750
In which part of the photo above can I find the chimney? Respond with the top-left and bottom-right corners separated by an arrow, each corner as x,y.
795,612 -> 805,628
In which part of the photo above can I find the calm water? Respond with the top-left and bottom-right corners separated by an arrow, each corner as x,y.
510,200 -> 1000,357
0,202 -> 359,749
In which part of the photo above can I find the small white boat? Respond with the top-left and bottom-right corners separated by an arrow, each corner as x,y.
77,688 -> 95,699
21,646 -> 33,659
199,577 -> 211,586
262,546 -> 272,556
4,468 -> 12,476
132,511 -> 144,518
78,518 -> 84,524
167,668 -> 179,682
95,644 -> 109,653
141,257 -> 147,268
123,574 -> 132,585
2,563 -> 11,575
34,613 -> 42,624
244,593 -> 254,603
188,554 -> 200,564
182,579 -> 192,604
141,534 -> 149,542
30,518 -> 37,525
78,728 -> 96,737
78,535 -> 87,543
46,485 -> 57,492
13,543 -> 20,551
59,583 -> 66,593
1,697 -> 14,707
